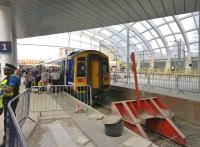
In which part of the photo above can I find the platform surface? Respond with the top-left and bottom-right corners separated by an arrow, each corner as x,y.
24,92 -> 157,147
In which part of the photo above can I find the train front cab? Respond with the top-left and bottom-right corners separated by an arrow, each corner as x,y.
73,51 -> 110,103
88,53 -> 110,98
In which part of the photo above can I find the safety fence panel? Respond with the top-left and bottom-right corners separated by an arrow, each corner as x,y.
130,73 -> 148,86
177,75 -> 200,93
149,74 -> 176,90
29,85 -> 92,112
6,85 -> 92,147
110,72 -> 127,83
7,89 -> 30,147
111,72 -> 200,93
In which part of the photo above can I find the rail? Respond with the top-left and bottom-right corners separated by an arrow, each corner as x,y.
111,72 -> 200,93
6,85 -> 92,147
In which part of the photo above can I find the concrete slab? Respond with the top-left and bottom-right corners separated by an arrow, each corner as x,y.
26,93 -> 157,147
121,136 -> 156,147
48,121 -> 76,147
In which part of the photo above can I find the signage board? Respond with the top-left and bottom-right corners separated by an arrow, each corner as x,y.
0,41 -> 12,52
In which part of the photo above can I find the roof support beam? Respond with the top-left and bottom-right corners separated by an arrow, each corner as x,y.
173,16 -> 191,56
147,20 -> 170,57
125,24 -> 155,59
105,27 -> 140,53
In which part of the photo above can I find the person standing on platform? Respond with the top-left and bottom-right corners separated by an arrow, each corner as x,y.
51,68 -> 60,93
0,63 -> 21,147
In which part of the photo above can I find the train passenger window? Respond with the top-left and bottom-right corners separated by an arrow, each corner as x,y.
77,62 -> 86,77
102,61 -> 108,74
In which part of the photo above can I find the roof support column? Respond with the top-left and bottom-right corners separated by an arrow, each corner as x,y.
0,5 -> 17,78
127,27 -> 130,84
165,58 -> 171,74
198,16 -> 200,93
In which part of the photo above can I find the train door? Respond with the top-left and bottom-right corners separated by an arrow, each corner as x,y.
91,59 -> 100,89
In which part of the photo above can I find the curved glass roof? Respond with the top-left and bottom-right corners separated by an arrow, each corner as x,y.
18,12 -> 199,61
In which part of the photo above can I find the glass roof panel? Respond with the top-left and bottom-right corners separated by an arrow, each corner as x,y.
160,48 -> 167,55
156,39 -> 164,47
149,29 -> 158,37
154,49 -> 161,53
142,31 -> 154,40
110,35 -> 122,42
81,37 -> 91,43
141,43 -> 147,50
130,37 -> 139,44
121,29 -> 127,36
181,17 -> 196,31
133,22 -> 146,33
169,46 -> 177,57
164,16 -> 174,22
83,31 -> 94,37
186,30 -> 199,43
130,30 -> 136,37
169,22 -> 180,33
178,13 -> 192,19
119,40 -> 127,44
194,15 -> 199,27
149,40 -> 159,48
158,25 -> 172,36
111,25 -> 124,31
135,36 -> 142,43
141,21 -> 151,29
94,35 -> 104,40
175,34 -> 184,41
91,40 -> 99,46
101,29 -> 113,37
103,40 -> 113,45
190,43 -> 198,52
94,28 -> 101,32
165,35 -> 176,46
136,44 -> 144,51
152,18 -> 165,26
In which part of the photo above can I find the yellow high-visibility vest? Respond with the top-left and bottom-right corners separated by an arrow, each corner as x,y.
0,78 -> 8,109
0,75 -> 16,108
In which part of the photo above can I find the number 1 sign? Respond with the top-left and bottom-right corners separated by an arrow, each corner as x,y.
0,41 -> 12,52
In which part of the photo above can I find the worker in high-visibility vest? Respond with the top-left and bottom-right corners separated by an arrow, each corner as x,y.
0,63 -> 20,147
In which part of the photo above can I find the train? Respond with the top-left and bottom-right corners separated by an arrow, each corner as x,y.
44,50 -> 110,102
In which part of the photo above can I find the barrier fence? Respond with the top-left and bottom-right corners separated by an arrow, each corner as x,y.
111,72 -> 200,93
6,85 -> 92,147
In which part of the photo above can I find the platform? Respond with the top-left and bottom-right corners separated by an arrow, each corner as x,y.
21,92 -> 157,147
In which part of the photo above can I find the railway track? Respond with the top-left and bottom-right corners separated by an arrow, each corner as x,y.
92,97 -> 200,147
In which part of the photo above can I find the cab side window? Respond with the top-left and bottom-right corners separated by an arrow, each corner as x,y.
77,57 -> 86,77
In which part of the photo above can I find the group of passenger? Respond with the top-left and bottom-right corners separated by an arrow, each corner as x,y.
23,65 -> 62,91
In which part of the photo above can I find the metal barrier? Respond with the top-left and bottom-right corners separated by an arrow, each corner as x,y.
110,72 -> 127,83
111,72 -> 200,93
130,73 -> 148,86
6,85 -> 92,147
177,75 -> 200,93
7,89 -> 30,147
30,85 -> 92,112
149,74 -> 176,90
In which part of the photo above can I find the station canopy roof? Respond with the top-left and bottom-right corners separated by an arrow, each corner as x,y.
1,0 -> 199,61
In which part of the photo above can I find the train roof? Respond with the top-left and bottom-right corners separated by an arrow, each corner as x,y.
68,50 -> 108,58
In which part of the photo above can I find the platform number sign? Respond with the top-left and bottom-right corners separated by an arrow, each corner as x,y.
0,41 -> 12,52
